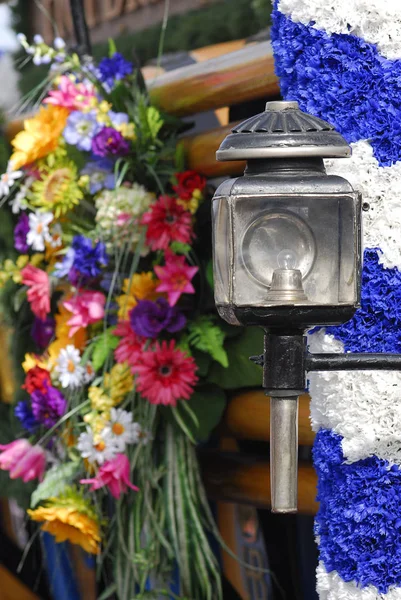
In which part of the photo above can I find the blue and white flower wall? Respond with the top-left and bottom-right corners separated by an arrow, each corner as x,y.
272,1 -> 401,598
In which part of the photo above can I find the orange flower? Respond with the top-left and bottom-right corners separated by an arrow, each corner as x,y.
11,106 -> 69,169
116,272 -> 160,319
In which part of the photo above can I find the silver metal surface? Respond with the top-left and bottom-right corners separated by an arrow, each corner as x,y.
270,396 -> 299,513
266,269 -> 308,303
216,100 -> 351,161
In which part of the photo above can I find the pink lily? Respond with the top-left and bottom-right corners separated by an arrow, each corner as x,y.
80,454 -> 139,499
63,290 -> 106,337
154,250 -> 198,306
21,265 -> 51,321
0,440 -> 46,482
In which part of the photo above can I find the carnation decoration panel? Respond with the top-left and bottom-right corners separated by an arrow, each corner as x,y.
272,0 -> 401,597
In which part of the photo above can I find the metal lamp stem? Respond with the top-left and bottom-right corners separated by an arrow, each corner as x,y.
69,0 -> 92,57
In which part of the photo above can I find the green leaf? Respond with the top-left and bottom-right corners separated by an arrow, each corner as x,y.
92,328 -> 119,371
174,142 -> 186,172
187,316 -> 228,368
170,241 -> 191,255
192,349 -> 212,378
176,385 -> 226,442
146,106 -> 164,140
108,38 -> 117,56
30,462 -> 80,508
13,287 -> 26,313
207,327 -> 264,390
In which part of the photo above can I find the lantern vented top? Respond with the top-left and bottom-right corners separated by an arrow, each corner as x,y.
216,100 -> 351,161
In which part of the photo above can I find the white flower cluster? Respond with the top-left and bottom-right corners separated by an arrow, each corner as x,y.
325,140 -> 401,270
17,33 -> 66,66
316,563 -> 401,599
95,184 -> 154,250
308,330 -> 401,465
277,0 -> 401,59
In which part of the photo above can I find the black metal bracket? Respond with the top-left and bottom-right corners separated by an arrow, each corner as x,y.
250,332 -> 401,395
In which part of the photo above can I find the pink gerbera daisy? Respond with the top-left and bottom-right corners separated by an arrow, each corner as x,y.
114,320 -> 146,367
44,76 -> 95,111
21,265 -> 51,321
131,340 -> 198,406
141,195 -> 193,251
154,250 -> 198,306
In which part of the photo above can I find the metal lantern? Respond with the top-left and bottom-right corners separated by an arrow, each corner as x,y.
212,100 -> 363,513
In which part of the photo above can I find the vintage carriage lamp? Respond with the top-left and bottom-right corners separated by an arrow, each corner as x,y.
212,101 -> 401,513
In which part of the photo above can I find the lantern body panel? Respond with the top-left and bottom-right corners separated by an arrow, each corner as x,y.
212,170 -> 362,328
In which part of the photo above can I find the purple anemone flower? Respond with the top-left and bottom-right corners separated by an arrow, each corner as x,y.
31,315 -> 55,349
31,384 -> 67,429
130,298 -> 186,338
14,213 -> 30,252
92,127 -> 130,157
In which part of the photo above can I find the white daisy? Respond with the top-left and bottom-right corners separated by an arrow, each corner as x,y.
0,163 -> 24,197
10,176 -> 33,214
26,211 -> 53,251
55,345 -> 85,389
77,427 -> 117,465
104,408 -> 141,452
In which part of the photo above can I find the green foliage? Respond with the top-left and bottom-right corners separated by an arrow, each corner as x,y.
187,315 -> 228,368
208,326 -> 264,389
30,461 -> 81,508
92,328 -> 120,371
175,384 -> 226,442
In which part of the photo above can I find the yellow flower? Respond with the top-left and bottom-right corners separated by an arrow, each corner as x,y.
84,410 -> 110,432
98,100 -> 111,113
176,189 -> 203,215
117,122 -> 136,140
117,272 -> 160,319
47,304 -> 87,368
22,353 -> 49,373
88,386 -> 113,412
30,155 -> 83,217
104,362 -> 134,406
11,106 -> 69,169
28,495 -> 101,555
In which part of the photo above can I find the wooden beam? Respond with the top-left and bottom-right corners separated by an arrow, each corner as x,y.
182,122 -> 245,178
201,451 -> 318,515
0,564 -> 41,600
225,391 -> 315,446
148,41 -> 279,116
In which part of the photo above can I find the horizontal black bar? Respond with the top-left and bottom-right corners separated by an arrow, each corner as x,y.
306,353 -> 401,371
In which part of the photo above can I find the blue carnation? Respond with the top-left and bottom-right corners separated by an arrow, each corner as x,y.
98,53 -> 133,88
314,429 -> 401,592
271,3 -> 401,166
15,401 -> 39,433
70,235 -> 108,280
322,248 -> 401,353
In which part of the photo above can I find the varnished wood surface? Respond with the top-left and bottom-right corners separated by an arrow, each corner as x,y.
0,565 -> 41,600
148,41 -> 279,116
182,121 -> 245,178
225,391 -> 315,446
201,451 -> 318,515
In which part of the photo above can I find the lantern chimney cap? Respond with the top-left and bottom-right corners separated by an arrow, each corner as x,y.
216,100 -> 351,161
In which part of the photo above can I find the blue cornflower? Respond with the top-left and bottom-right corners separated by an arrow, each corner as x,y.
63,110 -> 101,151
71,234 -> 108,280
98,53 -> 133,87
15,401 -> 39,433
81,159 -> 115,194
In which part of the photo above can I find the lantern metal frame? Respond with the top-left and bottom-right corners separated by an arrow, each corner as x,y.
213,100 -> 401,513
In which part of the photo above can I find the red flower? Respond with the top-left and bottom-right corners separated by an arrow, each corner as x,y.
141,195 -> 193,251
172,170 -> 206,200
22,366 -> 52,394
21,265 -> 51,321
114,320 -> 146,367
131,340 -> 198,406
154,250 -> 198,306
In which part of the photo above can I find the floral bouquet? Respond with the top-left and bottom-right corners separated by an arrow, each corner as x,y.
0,35 -> 263,599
